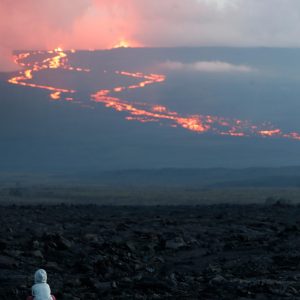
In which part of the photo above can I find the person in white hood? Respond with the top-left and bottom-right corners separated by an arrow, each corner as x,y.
26,269 -> 56,300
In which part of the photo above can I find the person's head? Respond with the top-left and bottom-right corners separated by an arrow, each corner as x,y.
34,269 -> 47,284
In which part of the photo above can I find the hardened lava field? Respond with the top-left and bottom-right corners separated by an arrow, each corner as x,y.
1,203 -> 300,299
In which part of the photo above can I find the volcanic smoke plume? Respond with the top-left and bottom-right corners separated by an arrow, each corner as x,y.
0,0 -> 138,70
2,0 -> 300,71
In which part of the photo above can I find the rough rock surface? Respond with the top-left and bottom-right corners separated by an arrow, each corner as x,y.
1,204 -> 300,299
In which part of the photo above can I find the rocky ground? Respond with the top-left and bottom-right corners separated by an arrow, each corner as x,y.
1,203 -> 300,299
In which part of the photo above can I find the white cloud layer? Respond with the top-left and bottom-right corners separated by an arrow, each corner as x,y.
161,61 -> 255,73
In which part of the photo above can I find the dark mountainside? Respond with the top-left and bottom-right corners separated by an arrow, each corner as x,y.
2,47 -> 300,172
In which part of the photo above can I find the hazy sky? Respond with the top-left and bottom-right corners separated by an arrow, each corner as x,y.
2,0 -> 300,71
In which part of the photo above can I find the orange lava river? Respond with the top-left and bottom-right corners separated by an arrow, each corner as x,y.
7,48 -> 300,141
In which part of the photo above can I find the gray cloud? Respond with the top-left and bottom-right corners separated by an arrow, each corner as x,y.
133,0 -> 300,47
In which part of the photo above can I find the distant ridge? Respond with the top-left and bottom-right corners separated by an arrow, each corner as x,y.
79,166 -> 300,188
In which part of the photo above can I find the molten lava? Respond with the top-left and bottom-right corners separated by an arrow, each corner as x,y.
113,40 -> 131,48
7,49 -> 300,141
8,48 -> 89,102
50,92 -> 61,100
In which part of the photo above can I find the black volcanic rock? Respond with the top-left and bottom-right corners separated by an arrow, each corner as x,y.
0,204 -> 300,299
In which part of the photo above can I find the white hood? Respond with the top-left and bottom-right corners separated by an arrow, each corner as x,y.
34,269 -> 47,284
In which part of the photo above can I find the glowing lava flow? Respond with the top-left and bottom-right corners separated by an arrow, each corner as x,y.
8,48 -> 90,101
7,49 -> 300,141
90,71 -> 300,140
